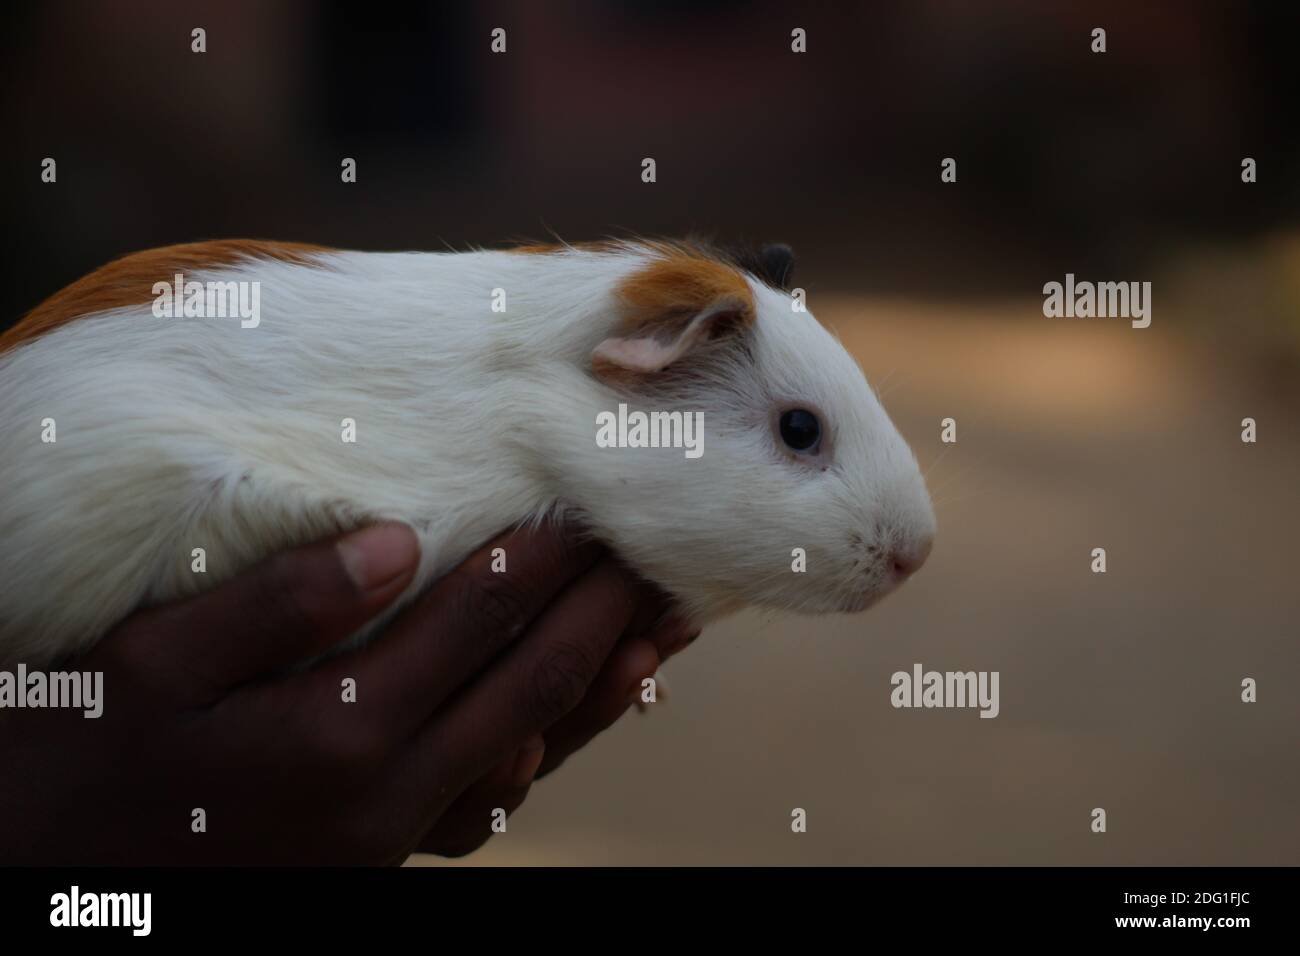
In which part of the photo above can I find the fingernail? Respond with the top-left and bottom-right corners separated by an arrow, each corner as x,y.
646,614 -> 692,656
511,736 -> 546,788
337,523 -> 420,594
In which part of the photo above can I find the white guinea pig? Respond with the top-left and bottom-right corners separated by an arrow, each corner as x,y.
0,238 -> 935,666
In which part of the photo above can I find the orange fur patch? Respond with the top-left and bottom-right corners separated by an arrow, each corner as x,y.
615,248 -> 756,331
590,247 -> 757,385
0,240 -> 332,355
512,238 -> 756,333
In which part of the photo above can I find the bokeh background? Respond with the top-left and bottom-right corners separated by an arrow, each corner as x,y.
2,0 -> 1297,864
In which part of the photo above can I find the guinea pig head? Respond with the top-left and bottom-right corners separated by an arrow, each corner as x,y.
584,244 -> 935,621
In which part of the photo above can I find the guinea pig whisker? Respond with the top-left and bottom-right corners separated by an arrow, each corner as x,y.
921,441 -> 958,483
872,367 -> 900,401
930,486 -> 993,511
925,464 -> 978,503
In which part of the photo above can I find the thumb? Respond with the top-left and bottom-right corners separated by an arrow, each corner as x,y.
107,523 -> 420,704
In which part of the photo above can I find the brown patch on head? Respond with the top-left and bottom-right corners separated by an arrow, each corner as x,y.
592,245 -> 756,384
0,239 -> 333,355
615,249 -> 755,330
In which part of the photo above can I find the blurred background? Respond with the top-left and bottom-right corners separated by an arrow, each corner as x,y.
2,1 -> 1297,864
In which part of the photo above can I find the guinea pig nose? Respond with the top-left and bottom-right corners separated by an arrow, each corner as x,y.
890,535 -> 933,579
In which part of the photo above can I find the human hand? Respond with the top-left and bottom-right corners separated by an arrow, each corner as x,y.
0,522 -> 696,864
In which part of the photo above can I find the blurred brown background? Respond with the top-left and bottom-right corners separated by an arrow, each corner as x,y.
2,1 -> 1297,864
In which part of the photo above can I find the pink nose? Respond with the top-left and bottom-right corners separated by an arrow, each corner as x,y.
890,535 -> 933,580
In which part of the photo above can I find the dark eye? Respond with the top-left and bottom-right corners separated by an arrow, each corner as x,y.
779,409 -> 821,452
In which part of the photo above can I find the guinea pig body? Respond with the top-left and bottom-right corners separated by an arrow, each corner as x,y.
0,239 -> 935,666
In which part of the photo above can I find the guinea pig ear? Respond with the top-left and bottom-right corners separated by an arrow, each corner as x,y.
731,242 -> 795,290
755,243 -> 795,289
592,256 -> 756,380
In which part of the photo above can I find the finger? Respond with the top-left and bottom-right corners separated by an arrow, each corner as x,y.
102,523 -> 419,704
537,637 -> 659,777
637,611 -> 700,663
413,736 -> 544,859
537,612 -> 699,777
400,560 -> 641,817
299,521 -> 604,741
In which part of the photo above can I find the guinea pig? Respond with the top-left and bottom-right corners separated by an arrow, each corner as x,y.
0,238 -> 936,666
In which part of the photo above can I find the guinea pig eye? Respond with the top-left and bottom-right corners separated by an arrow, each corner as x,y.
779,408 -> 821,453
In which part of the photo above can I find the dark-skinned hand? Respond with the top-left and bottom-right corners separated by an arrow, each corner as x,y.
0,522 -> 697,864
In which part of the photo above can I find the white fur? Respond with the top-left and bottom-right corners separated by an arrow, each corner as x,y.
0,244 -> 935,665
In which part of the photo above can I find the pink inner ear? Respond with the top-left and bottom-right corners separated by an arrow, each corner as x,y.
592,335 -> 687,373
592,306 -> 732,375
